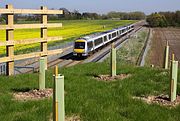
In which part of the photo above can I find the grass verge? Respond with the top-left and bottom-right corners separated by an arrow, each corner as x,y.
0,61 -> 180,121
104,27 -> 149,65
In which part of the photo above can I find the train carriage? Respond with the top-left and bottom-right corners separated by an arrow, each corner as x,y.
73,24 -> 134,57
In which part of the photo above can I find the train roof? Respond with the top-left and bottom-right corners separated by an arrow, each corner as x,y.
82,32 -> 106,40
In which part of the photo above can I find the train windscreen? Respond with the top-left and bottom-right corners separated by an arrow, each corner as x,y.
74,42 -> 85,49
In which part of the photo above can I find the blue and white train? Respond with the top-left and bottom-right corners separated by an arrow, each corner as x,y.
73,24 -> 134,57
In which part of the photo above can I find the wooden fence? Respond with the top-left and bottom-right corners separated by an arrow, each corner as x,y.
0,4 -> 64,76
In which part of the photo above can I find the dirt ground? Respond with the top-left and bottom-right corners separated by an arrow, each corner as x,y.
133,94 -> 180,108
148,28 -> 180,67
13,89 -> 53,101
94,74 -> 131,82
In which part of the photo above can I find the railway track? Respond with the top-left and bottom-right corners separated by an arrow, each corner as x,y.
1,22 -> 144,75
85,26 -> 142,63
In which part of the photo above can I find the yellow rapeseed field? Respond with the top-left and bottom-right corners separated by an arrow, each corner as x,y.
0,20 -> 135,55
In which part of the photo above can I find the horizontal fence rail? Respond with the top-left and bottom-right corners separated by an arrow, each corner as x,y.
0,49 -> 64,63
0,8 -> 63,14
0,4 -> 63,76
0,23 -> 63,30
0,37 -> 63,46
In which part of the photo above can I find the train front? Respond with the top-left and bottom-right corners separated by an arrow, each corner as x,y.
73,39 -> 87,57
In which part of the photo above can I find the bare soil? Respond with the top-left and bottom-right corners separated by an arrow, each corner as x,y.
13,88 -> 53,101
133,94 -> 180,108
148,28 -> 180,67
65,115 -> 81,121
49,114 -> 81,121
95,74 -> 131,82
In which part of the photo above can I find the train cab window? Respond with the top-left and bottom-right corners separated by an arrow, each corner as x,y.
112,32 -> 116,38
94,37 -> 103,46
104,36 -> 108,42
109,34 -> 112,40
87,42 -> 93,50
74,42 -> 85,49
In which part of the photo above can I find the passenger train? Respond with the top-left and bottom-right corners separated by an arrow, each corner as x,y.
73,24 -> 134,57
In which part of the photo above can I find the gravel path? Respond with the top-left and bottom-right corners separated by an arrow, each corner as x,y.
140,29 -> 152,66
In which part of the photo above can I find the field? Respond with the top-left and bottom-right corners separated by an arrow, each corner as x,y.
1,21 -> 180,121
0,27 -> 180,120
146,28 -> 180,67
0,20 -> 135,55
0,61 -> 180,121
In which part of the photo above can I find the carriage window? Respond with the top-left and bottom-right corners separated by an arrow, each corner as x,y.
94,37 -> 103,46
74,42 -> 85,49
112,32 -> 116,38
109,34 -> 112,40
104,36 -> 108,42
87,42 -> 93,50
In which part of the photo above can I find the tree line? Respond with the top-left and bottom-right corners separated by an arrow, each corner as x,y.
147,11 -> 180,27
0,8 -> 145,24
57,8 -> 146,20
1,7 -> 180,28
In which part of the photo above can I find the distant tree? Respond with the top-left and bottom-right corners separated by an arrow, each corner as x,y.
128,12 -> 146,20
73,10 -> 82,19
91,13 -> 99,19
107,11 -> 119,18
147,13 -> 167,27
58,8 -> 71,19
106,11 -> 145,20
101,14 -> 108,19
159,12 -> 176,26
175,11 -> 180,25
82,12 -> 91,19
82,12 -> 100,20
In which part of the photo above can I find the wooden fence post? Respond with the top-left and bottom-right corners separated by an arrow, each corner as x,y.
170,54 -> 178,102
53,66 -> 65,121
41,6 -> 48,70
111,43 -> 116,77
6,4 -> 14,76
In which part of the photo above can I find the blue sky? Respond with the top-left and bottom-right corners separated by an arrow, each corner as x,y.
0,0 -> 179,14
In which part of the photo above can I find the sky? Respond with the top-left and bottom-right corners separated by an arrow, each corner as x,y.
0,0 -> 179,14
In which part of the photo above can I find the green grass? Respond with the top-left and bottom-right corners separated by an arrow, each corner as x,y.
0,61 -> 180,121
0,20 -> 135,55
104,28 -> 149,65
1,20 -> 178,121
